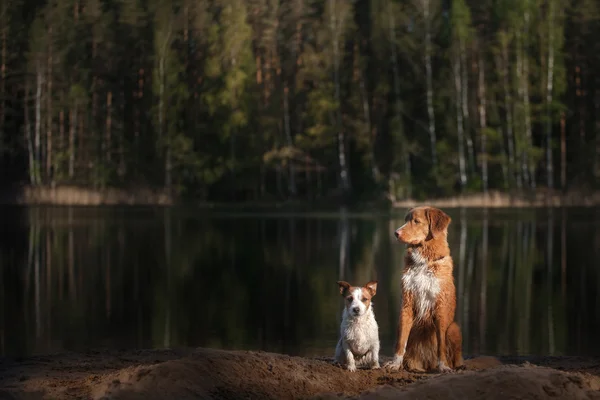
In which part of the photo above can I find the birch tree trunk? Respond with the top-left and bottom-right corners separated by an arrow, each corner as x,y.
157,26 -> 172,191
105,92 -> 112,164
477,43 -> 488,193
25,82 -> 36,184
34,62 -> 43,185
459,36 -> 474,173
46,26 -> 53,184
453,51 -> 467,189
500,37 -> 515,187
283,85 -> 296,196
545,1 -> 555,189
423,0 -> 437,168
68,101 -> 77,179
330,0 -> 351,192
560,112 -> 566,190
522,5 -> 534,188
389,1 -> 410,195
515,31 -> 524,189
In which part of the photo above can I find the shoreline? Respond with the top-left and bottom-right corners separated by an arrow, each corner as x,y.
0,185 -> 599,208
1,347 -> 600,399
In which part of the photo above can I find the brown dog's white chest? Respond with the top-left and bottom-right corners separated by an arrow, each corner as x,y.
401,250 -> 441,321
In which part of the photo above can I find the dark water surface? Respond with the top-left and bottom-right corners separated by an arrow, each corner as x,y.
1,206 -> 599,358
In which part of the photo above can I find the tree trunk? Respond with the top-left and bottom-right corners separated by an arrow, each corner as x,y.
0,15 -> 6,148
477,43 -> 488,193
59,109 -> 64,178
158,29 -> 172,192
106,91 -> 112,163
545,1 -> 555,190
453,51 -> 467,189
389,1 -> 410,194
69,102 -> 77,179
500,37 -> 515,187
46,26 -> 53,184
459,36 -> 474,174
91,37 -> 98,184
283,85 -> 296,196
522,6 -> 534,188
25,82 -> 35,184
330,0 -> 350,192
515,31 -> 524,189
424,0 -> 437,168
34,62 -> 43,186
560,111 -> 566,190
595,77 -> 600,180
119,86 -> 126,178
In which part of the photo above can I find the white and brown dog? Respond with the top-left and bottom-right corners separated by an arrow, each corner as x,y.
335,280 -> 380,372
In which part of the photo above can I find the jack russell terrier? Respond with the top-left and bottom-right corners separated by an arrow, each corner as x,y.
335,280 -> 380,372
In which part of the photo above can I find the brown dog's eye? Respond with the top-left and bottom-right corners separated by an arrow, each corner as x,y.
414,219 -> 420,224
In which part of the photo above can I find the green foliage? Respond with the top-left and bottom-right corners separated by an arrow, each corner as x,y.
0,0 -> 596,200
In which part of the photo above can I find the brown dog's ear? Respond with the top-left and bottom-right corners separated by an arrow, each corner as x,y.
337,281 -> 351,296
364,281 -> 378,297
426,207 -> 451,238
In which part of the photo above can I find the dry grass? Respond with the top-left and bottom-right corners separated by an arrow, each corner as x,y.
393,189 -> 600,209
0,185 -> 174,206
1,186 -> 599,208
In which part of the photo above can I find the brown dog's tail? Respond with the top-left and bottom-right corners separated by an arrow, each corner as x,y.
446,321 -> 464,369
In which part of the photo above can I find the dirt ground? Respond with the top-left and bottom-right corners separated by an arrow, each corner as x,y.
1,348 -> 600,400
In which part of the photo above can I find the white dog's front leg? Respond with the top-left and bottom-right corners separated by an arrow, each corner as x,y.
370,341 -> 381,369
343,342 -> 356,372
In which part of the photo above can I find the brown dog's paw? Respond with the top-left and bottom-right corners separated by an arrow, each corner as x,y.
383,361 -> 404,371
437,362 -> 453,373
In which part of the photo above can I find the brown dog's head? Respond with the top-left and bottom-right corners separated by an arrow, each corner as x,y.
337,280 -> 378,317
394,206 -> 451,245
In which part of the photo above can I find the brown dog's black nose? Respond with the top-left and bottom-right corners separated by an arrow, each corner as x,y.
394,230 -> 399,238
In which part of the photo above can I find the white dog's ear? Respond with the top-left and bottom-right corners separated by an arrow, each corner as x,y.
337,281 -> 351,296
364,281 -> 378,297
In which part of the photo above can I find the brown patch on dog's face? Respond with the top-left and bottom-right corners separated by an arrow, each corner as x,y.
337,281 -> 351,296
394,206 -> 451,244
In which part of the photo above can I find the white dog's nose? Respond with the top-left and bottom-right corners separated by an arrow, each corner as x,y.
352,307 -> 360,314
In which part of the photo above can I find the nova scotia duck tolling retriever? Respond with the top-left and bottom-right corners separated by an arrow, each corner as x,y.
384,206 -> 464,373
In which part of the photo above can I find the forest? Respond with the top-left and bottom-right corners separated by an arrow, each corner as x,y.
0,0 -> 598,202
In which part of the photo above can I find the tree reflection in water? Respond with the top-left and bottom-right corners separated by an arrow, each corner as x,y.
0,206 -> 599,358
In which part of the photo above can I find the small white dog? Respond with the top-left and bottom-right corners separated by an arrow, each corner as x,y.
334,280 -> 380,372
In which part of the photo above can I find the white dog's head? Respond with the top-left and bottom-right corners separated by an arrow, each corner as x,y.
337,280 -> 378,317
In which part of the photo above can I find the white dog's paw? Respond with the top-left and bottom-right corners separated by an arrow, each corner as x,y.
370,362 -> 381,370
347,364 -> 357,372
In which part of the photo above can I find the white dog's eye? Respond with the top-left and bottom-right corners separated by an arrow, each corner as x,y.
362,298 -> 367,302
347,297 -> 352,302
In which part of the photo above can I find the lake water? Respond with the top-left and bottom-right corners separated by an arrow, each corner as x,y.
1,206 -> 599,359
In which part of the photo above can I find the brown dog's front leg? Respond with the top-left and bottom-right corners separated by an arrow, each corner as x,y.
384,299 -> 413,370
435,313 -> 452,373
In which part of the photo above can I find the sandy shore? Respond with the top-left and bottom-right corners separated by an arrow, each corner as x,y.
1,348 -> 600,399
